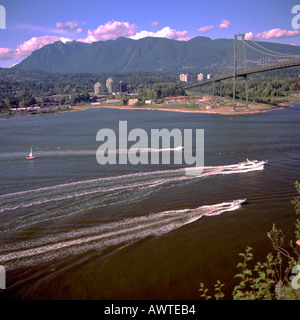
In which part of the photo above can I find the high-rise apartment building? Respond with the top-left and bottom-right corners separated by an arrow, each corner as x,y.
180,74 -> 186,82
106,77 -> 114,94
179,73 -> 194,82
197,73 -> 204,81
118,81 -> 127,93
94,82 -> 102,95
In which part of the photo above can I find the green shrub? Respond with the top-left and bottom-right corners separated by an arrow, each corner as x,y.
199,181 -> 300,300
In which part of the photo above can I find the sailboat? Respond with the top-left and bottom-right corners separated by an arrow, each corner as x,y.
26,148 -> 36,160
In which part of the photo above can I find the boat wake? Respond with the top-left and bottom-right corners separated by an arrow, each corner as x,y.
0,199 -> 245,269
0,160 -> 260,270
0,146 -> 184,160
0,161 -> 263,233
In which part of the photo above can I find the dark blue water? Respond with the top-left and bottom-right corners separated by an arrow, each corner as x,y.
0,105 -> 299,299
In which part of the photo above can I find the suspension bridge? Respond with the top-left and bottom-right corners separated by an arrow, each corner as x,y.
185,33 -> 300,109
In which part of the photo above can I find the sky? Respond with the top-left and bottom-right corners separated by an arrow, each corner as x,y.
0,0 -> 300,68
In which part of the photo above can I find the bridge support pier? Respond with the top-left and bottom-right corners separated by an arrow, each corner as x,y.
244,74 -> 249,109
233,76 -> 236,110
233,33 -> 249,111
212,81 -> 215,105
233,33 -> 238,110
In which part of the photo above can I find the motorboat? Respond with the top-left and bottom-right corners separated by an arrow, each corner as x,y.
26,148 -> 36,160
219,199 -> 246,209
238,159 -> 267,169
232,199 -> 246,206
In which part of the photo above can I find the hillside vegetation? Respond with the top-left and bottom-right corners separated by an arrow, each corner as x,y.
13,36 -> 300,74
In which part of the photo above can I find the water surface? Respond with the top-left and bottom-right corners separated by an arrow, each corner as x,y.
0,106 -> 299,299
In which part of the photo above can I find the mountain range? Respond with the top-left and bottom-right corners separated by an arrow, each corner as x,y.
12,36 -> 300,74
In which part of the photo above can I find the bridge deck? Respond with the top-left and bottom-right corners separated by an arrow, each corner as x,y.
186,57 -> 300,89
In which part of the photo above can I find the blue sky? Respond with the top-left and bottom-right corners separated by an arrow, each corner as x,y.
0,0 -> 300,68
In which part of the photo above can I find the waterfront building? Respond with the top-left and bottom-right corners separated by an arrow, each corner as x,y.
180,74 -> 186,82
118,81 -> 127,93
106,77 -> 114,94
197,73 -> 204,81
179,73 -> 194,82
94,82 -> 102,95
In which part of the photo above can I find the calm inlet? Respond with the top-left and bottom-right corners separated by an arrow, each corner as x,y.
0,105 -> 300,299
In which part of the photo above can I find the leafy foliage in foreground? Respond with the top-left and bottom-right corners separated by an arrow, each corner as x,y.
199,181 -> 300,300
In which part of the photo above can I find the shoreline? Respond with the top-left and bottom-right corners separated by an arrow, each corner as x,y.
0,99 -> 298,120
70,100 -> 294,115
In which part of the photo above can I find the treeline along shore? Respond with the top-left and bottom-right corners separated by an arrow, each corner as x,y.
1,68 -> 300,117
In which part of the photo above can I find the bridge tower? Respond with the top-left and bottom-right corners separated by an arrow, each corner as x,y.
233,33 -> 249,110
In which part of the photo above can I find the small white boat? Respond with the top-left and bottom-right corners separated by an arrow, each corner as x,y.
238,159 -> 267,169
219,199 -> 246,209
232,199 -> 246,206
26,148 -> 36,160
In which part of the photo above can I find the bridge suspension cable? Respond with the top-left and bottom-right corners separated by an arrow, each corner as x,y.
185,33 -> 300,98
244,39 -> 300,59
241,39 -> 292,60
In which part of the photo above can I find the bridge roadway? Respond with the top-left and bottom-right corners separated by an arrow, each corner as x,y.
185,57 -> 300,89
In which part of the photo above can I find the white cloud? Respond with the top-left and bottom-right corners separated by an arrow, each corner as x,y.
0,20 -> 207,64
77,21 -> 191,43
79,21 -> 137,43
0,48 -> 15,60
0,35 -> 71,63
75,28 -> 83,34
218,19 -> 231,29
130,26 -> 192,41
245,28 -> 300,40
56,20 -> 79,31
15,36 -> 72,58
197,25 -> 213,33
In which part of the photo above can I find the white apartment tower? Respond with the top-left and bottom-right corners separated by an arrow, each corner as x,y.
106,77 -> 114,94
197,73 -> 204,81
94,82 -> 102,95
179,73 -> 194,82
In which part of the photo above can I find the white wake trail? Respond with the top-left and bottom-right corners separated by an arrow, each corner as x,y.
0,162 -> 262,232
0,199 -> 245,269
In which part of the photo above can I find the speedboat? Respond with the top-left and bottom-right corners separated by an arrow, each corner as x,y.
26,148 -> 36,160
219,199 -> 246,209
232,199 -> 246,206
238,159 -> 267,169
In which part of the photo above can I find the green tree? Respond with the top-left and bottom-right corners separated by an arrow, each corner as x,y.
63,84 -> 71,93
119,96 -> 129,106
199,181 -> 300,300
